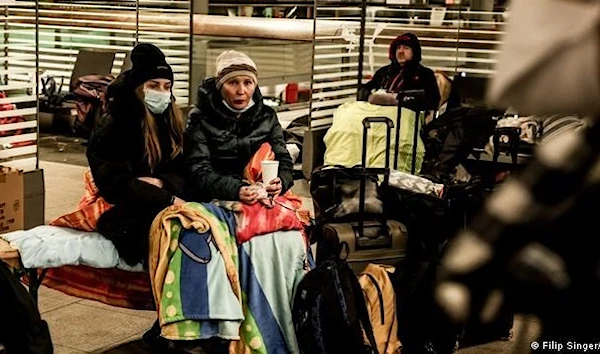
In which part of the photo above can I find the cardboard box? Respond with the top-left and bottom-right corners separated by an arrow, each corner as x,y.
23,169 -> 45,229
0,167 -> 24,234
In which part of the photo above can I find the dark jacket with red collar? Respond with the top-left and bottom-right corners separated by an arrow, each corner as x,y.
358,34 -> 441,111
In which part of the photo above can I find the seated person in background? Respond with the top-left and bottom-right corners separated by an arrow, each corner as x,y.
184,50 -> 294,203
435,71 -> 461,116
87,43 -> 186,266
358,32 -> 441,115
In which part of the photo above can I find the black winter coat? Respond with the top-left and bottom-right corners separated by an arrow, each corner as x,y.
86,72 -> 185,265
358,63 -> 441,111
184,78 -> 293,202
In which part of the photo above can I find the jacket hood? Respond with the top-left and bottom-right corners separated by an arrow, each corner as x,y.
105,71 -> 146,122
389,33 -> 422,65
106,70 -> 133,101
196,77 -> 266,124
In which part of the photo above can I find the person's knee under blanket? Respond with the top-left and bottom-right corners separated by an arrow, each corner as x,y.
96,205 -> 160,266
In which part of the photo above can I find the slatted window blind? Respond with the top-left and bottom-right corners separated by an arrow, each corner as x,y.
191,33 -> 313,127
7,1 -> 191,102
310,3 -> 363,126
1,0 -> 192,171
310,1 -> 506,127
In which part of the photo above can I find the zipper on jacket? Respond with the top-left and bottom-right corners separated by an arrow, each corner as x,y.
232,117 -> 241,134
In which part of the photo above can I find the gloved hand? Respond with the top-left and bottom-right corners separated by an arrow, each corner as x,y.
368,92 -> 398,106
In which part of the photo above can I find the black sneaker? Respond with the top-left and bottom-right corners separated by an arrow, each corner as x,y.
143,321 -> 230,354
142,321 -> 182,353
173,338 -> 229,354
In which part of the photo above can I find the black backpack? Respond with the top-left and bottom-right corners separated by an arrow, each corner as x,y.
292,233 -> 378,354
70,74 -> 115,139
0,263 -> 53,354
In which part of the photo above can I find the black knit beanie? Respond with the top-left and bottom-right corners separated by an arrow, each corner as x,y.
389,33 -> 422,63
127,43 -> 174,89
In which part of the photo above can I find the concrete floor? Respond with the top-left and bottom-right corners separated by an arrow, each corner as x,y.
38,134 -> 88,168
37,161 -> 156,354
32,138 -> 538,353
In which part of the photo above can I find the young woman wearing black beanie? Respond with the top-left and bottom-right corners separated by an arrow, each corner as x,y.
86,43 -> 186,267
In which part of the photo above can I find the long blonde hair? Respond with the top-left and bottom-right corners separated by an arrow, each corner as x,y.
135,86 -> 185,170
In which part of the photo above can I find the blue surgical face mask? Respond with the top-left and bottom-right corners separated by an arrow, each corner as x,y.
144,89 -> 171,114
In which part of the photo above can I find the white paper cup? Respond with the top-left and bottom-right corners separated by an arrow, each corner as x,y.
261,160 -> 279,184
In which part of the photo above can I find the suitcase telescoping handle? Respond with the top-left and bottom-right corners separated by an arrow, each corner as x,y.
359,117 -> 394,241
361,116 -> 393,172
395,89 -> 426,174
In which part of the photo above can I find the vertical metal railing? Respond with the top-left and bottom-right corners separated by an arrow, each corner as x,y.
309,1 -> 507,126
138,0 -> 192,106
310,2 -> 364,126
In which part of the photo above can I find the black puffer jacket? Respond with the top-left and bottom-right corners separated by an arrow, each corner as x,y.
184,78 -> 293,202
358,64 -> 440,111
87,72 -> 185,265
88,72 -> 185,208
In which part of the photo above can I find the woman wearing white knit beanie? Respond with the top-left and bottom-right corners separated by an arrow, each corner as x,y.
215,50 -> 258,94
183,50 -> 294,204
180,50 -> 302,354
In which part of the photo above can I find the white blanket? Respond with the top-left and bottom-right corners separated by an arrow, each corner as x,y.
389,171 -> 444,198
1,225 -> 144,271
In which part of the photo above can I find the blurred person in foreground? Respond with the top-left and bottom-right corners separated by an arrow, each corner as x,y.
435,0 -> 600,347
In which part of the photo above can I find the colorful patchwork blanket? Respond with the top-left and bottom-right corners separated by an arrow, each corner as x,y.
37,143 -> 312,314
149,202 -> 312,353
50,169 -> 112,232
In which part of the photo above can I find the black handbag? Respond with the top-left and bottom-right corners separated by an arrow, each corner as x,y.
310,165 -> 383,223
310,117 -> 394,226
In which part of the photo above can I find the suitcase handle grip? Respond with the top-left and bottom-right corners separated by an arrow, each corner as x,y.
361,117 -> 394,169
353,224 -> 393,250
360,117 -> 393,237
493,127 -> 521,165
397,89 -> 425,102
362,116 -> 394,129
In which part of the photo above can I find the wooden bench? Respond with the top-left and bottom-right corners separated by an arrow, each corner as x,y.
0,238 -> 47,305
0,238 -> 20,268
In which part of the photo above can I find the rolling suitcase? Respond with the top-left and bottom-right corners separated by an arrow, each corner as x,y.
321,220 -> 407,273
313,116 -> 408,274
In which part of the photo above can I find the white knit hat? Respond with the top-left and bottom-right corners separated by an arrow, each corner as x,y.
215,50 -> 258,89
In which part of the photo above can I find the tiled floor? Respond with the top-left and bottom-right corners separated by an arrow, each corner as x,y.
32,160 -> 536,353
38,161 -> 156,354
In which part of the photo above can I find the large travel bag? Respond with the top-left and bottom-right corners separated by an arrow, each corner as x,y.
311,116 -> 408,273
321,220 -> 407,273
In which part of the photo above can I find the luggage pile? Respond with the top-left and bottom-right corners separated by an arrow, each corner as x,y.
295,90 -> 514,354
